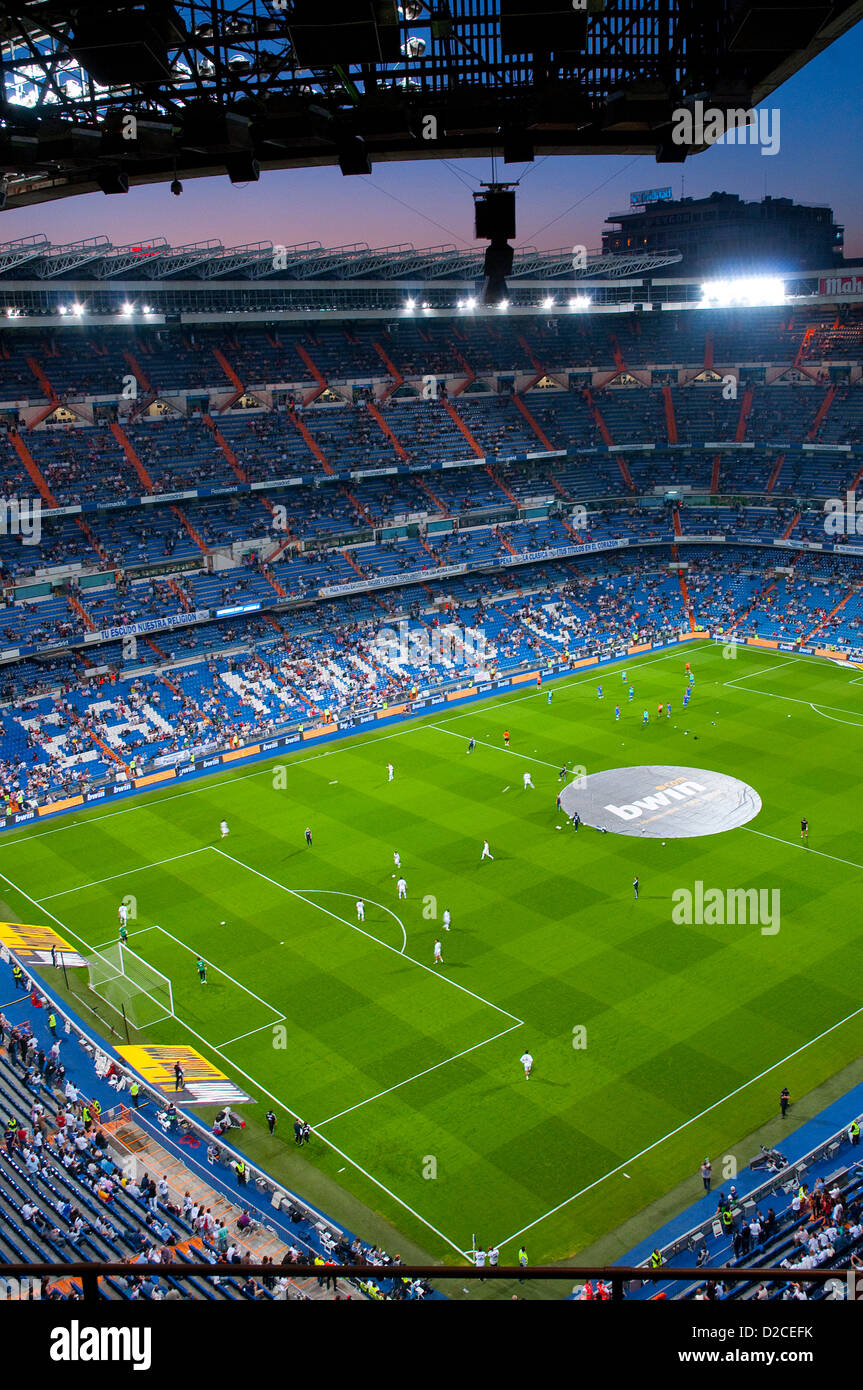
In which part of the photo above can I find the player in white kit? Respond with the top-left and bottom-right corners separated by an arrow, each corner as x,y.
393,851 -> 401,869
396,877 -> 407,899
523,772 -> 534,790
118,903 -> 128,928
387,763 -> 394,782
520,1050 -> 533,1079
356,899 -> 365,922
481,840 -> 494,860
442,909 -> 451,932
433,940 -> 443,964
220,820 -> 229,838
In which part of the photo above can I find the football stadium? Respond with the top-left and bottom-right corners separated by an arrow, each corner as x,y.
0,0 -> 862,1352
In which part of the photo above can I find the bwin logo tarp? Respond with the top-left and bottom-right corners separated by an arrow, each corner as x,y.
558,765 -> 762,839
50,1322 -> 152,1371
606,780 -> 706,821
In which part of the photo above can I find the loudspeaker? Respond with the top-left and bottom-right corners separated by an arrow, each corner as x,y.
474,189 -> 516,241
288,0 -> 401,65
500,0 -> 588,55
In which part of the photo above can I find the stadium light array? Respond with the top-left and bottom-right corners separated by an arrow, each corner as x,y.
497,298 -> 509,312
568,295 -> 591,310
404,297 -> 416,312
542,296 -> 555,309
71,302 -> 85,315
700,277 -> 786,308
120,302 -> 135,316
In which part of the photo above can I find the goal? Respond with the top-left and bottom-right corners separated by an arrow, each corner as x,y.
86,941 -> 174,1030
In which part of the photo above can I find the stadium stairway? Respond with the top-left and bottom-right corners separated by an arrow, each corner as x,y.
365,399 -> 407,460
512,393 -> 555,451
203,413 -> 249,483
67,592 -> 95,632
806,385 -> 837,442
0,987 -> 369,1300
583,388 -> 634,490
104,1116 -> 287,1264
171,505 -> 211,556
766,453 -> 786,494
25,355 -> 59,416
211,348 -> 245,413
293,342 -> 328,406
414,475 -> 449,515
120,350 -> 156,419
108,421 -> 155,491
486,465 -> 519,507
451,348 -> 475,395
735,387 -> 754,443
371,341 -> 404,401
441,397 -> 484,457
801,585 -> 857,644
289,407 -> 334,473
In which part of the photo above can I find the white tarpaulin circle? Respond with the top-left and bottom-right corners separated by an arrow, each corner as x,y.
559,765 -> 761,838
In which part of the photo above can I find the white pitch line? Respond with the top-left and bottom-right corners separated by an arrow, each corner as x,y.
37,849 -> 210,900
217,1017 -> 287,1049
741,826 -> 863,875
211,846 -> 522,1024
724,681 -> 863,722
149,920 -> 284,1022
432,725 -> 563,771
313,1020 -> 523,1129
0,864 -> 471,1259
0,642 -> 715,850
492,998 -> 863,1252
289,888 -> 408,954
435,642 -> 716,727
93,925 -> 158,950
808,704 -> 863,728
723,656 -> 800,685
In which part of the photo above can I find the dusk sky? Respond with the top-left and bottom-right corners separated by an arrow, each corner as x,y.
7,21 -> 863,259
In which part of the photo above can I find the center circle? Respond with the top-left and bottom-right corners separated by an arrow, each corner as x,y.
559,765 -> 762,839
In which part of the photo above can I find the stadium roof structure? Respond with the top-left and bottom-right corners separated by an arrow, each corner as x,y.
0,234 -> 682,281
1,1 -> 861,208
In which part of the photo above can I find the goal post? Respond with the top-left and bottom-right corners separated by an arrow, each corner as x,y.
86,941 -> 174,1030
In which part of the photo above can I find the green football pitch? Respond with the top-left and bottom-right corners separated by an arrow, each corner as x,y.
2,640 -> 863,1265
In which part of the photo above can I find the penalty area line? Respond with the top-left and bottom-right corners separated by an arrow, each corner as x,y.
216,1017 -> 287,1049
210,846 -> 521,1025
0,865 -> 470,1259
37,848 -> 211,900
491,999 -> 863,1253
313,1020 -> 524,1129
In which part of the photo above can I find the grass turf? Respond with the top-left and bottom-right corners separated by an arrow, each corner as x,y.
2,640 -> 863,1265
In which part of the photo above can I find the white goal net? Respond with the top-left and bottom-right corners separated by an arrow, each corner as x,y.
86,941 -> 174,1030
